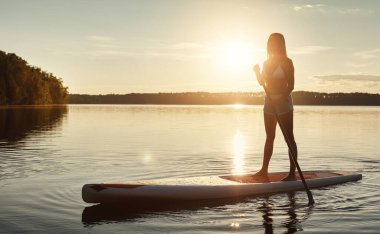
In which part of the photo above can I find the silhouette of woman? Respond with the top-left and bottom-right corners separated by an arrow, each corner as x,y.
253,33 -> 297,181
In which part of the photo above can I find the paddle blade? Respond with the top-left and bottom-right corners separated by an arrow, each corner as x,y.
307,190 -> 315,206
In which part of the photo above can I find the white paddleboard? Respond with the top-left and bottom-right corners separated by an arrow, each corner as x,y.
82,170 -> 362,204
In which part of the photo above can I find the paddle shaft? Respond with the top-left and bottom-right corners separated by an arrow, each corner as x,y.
261,84 -> 315,205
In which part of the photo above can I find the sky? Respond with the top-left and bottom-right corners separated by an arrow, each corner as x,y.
0,0 -> 379,94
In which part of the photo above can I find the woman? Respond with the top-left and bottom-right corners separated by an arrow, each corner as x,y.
253,33 -> 297,181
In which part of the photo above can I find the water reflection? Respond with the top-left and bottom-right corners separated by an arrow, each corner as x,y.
82,193 -> 313,233
0,106 -> 67,143
258,193 -> 313,234
232,131 -> 245,175
259,199 -> 273,232
0,106 -> 67,179
82,198 -> 247,226
0,105 -> 377,233
283,193 -> 300,234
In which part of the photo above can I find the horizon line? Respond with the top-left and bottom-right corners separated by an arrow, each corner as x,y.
69,91 -> 380,95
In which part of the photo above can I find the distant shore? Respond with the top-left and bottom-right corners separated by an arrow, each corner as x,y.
68,91 -> 380,106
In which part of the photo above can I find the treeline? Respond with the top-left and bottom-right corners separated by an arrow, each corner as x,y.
69,92 -> 262,105
0,50 -> 68,105
69,91 -> 380,105
292,92 -> 380,105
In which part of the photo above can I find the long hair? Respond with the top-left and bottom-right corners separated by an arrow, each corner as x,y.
267,33 -> 287,59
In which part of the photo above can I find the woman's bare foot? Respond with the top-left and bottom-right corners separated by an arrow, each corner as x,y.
281,173 -> 296,181
253,169 -> 268,177
252,170 -> 270,182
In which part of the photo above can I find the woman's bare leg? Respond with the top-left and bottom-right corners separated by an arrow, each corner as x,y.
279,111 -> 297,181
255,113 -> 277,177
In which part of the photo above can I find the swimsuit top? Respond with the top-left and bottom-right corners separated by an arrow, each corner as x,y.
262,61 -> 294,115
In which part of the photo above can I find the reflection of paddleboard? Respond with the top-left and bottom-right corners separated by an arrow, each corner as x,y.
82,170 -> 362,204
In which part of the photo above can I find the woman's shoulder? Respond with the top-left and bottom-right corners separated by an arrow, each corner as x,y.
280,58 -> 294,71
283,57 -> 293,65
264,57 -> 293,67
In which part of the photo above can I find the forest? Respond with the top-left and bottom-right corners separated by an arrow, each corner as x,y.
69,91 -> 380,105
0,51 -> 68,105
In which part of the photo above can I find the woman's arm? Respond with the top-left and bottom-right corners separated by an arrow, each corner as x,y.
253,64 -> 265,86
284,59 -> 294,97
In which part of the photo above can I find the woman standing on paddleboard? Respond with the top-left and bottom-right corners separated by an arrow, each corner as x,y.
253,33 -> 297,181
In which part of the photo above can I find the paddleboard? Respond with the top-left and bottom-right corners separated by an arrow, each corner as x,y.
82,170 -> 362,204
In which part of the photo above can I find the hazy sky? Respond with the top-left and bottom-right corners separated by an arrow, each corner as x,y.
0,0 -> 379,94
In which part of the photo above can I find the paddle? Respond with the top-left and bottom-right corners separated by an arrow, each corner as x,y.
254,66 -> 315,206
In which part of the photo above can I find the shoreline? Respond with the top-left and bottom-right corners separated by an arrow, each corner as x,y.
1,92 -> 379,106
1,104 -> 379,107
68,91 -> 380,106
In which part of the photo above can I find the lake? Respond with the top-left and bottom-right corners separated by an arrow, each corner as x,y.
0,105 -> 379,233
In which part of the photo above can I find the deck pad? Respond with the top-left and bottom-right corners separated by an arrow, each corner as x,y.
221,171 -> 342,183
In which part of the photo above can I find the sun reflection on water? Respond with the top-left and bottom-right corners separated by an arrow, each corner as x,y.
232,104 -> 244,109
232,131 -> 245,175
142,151 -> 152,164
230,222 -> 240,228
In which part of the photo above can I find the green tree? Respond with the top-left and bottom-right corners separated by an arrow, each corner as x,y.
0,51 -> 68,105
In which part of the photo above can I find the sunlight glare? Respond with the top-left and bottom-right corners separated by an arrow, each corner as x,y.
232,104 -> 244,109
230,222 -> 240,228
216,40 -> 255,73
232,131 -> 245,175
142,152 -> 152,164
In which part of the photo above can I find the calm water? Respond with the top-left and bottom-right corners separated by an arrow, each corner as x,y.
0,105 -> 379,233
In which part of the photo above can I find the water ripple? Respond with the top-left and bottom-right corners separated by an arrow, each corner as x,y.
0,105 -> 379,233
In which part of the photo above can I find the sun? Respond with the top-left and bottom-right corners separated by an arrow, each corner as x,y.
215,40 -> 255,73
